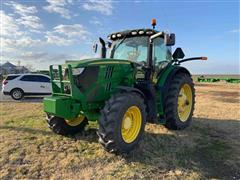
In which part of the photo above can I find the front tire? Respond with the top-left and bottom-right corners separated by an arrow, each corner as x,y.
10,88 -> 24,100
164,73 -> 195,130
46,115 -> 88,135
97,92 -> 146,154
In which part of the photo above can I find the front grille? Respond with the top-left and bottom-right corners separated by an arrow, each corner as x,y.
105,82 -> 112,91
105,66 -> 114,79
104,66 -> 114,91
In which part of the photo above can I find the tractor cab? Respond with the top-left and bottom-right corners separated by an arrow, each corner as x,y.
94,20 -> 176,83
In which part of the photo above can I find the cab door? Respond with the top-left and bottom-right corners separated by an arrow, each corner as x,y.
152,37 -> 172,83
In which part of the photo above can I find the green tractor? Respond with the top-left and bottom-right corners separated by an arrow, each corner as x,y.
43,20 -> 207,153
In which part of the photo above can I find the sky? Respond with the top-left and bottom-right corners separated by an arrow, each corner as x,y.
1,0 -> 239,74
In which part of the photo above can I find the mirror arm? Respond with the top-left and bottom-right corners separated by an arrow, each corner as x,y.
179,57 -> 208,63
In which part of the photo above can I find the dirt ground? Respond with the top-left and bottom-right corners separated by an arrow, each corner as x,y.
0,82 -> 239,179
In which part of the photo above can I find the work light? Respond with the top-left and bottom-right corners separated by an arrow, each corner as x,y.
117,33 -> 122,37
131,31 -> 137,35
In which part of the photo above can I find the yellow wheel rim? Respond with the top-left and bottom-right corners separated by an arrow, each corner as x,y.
177,84 -> 193,122
65,115 -> 85,126
121,106 -> 142,143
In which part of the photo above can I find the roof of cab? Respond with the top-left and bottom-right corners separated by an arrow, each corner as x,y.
108,28 -> 159,40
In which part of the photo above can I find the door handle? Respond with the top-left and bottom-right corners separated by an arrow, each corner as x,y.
40,85 -> 45,88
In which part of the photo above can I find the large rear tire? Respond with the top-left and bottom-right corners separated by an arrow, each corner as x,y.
164,73 -> 195,130
46,115 -> 88,135
97,92 -> 146,153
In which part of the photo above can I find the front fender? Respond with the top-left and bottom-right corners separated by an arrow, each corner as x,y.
115,86 -> 145,99
161,66 -> 191,96
157,65 -> 191,89
156,65 -> 191,116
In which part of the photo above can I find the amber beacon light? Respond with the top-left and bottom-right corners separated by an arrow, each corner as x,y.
151,19 -> 157,29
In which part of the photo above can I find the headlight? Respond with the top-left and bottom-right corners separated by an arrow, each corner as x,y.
117,33 -> 122,37
112,34 -> 116,38
138,30 -> 144,35
72,68 -> 85,75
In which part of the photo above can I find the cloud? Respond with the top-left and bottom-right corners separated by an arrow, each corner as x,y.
18,52 -> 48,60
0,10 -> 23,37
16,15 -> 43,31
53,24 -> 90,38
82,0 -> 113,16
9,51 -> 76,70
1,6 -> 44,52
45,32 -> 74,46
45,24 -> 91,45
17,51 -> 87,64
5,1 -> 37,16
4,1 -> 43,32
43,0 -> 73,19
1,37 -> 43,52
229,28 -> 240,33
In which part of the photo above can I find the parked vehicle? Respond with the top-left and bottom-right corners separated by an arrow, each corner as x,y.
2,74 -> 51,100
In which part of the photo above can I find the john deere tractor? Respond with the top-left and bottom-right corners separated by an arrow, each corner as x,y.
43,20 -> 207,153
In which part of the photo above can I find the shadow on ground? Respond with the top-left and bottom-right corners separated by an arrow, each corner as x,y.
125,117 -> 240,179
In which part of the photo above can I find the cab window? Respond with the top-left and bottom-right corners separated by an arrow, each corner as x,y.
111,36 -> 148,62
153,37 -> 171,64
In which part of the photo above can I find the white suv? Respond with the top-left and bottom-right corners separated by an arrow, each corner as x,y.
2,74 -> 52,100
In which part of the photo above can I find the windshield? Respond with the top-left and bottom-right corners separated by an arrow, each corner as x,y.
110,36 -> 148,62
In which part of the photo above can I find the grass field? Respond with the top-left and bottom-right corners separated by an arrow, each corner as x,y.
0,82 -> 239,179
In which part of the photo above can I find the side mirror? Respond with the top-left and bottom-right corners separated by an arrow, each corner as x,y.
172,47 -> 185,60
165,33 -> 175,46
92,42 -> 98,53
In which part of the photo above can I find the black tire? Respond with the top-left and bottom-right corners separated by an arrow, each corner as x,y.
46,115 -> 88,135
164,73 -> 195,130
97,92 -> 146,154
10,88 -> 24,100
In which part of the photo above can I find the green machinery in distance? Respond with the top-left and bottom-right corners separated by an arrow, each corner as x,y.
197,76 -> 240,83
43,19 -> 207,153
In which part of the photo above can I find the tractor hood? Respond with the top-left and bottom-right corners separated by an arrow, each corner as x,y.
64,58 -> 137,68
46,58 -> 137,120
55,57 -> 136,103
